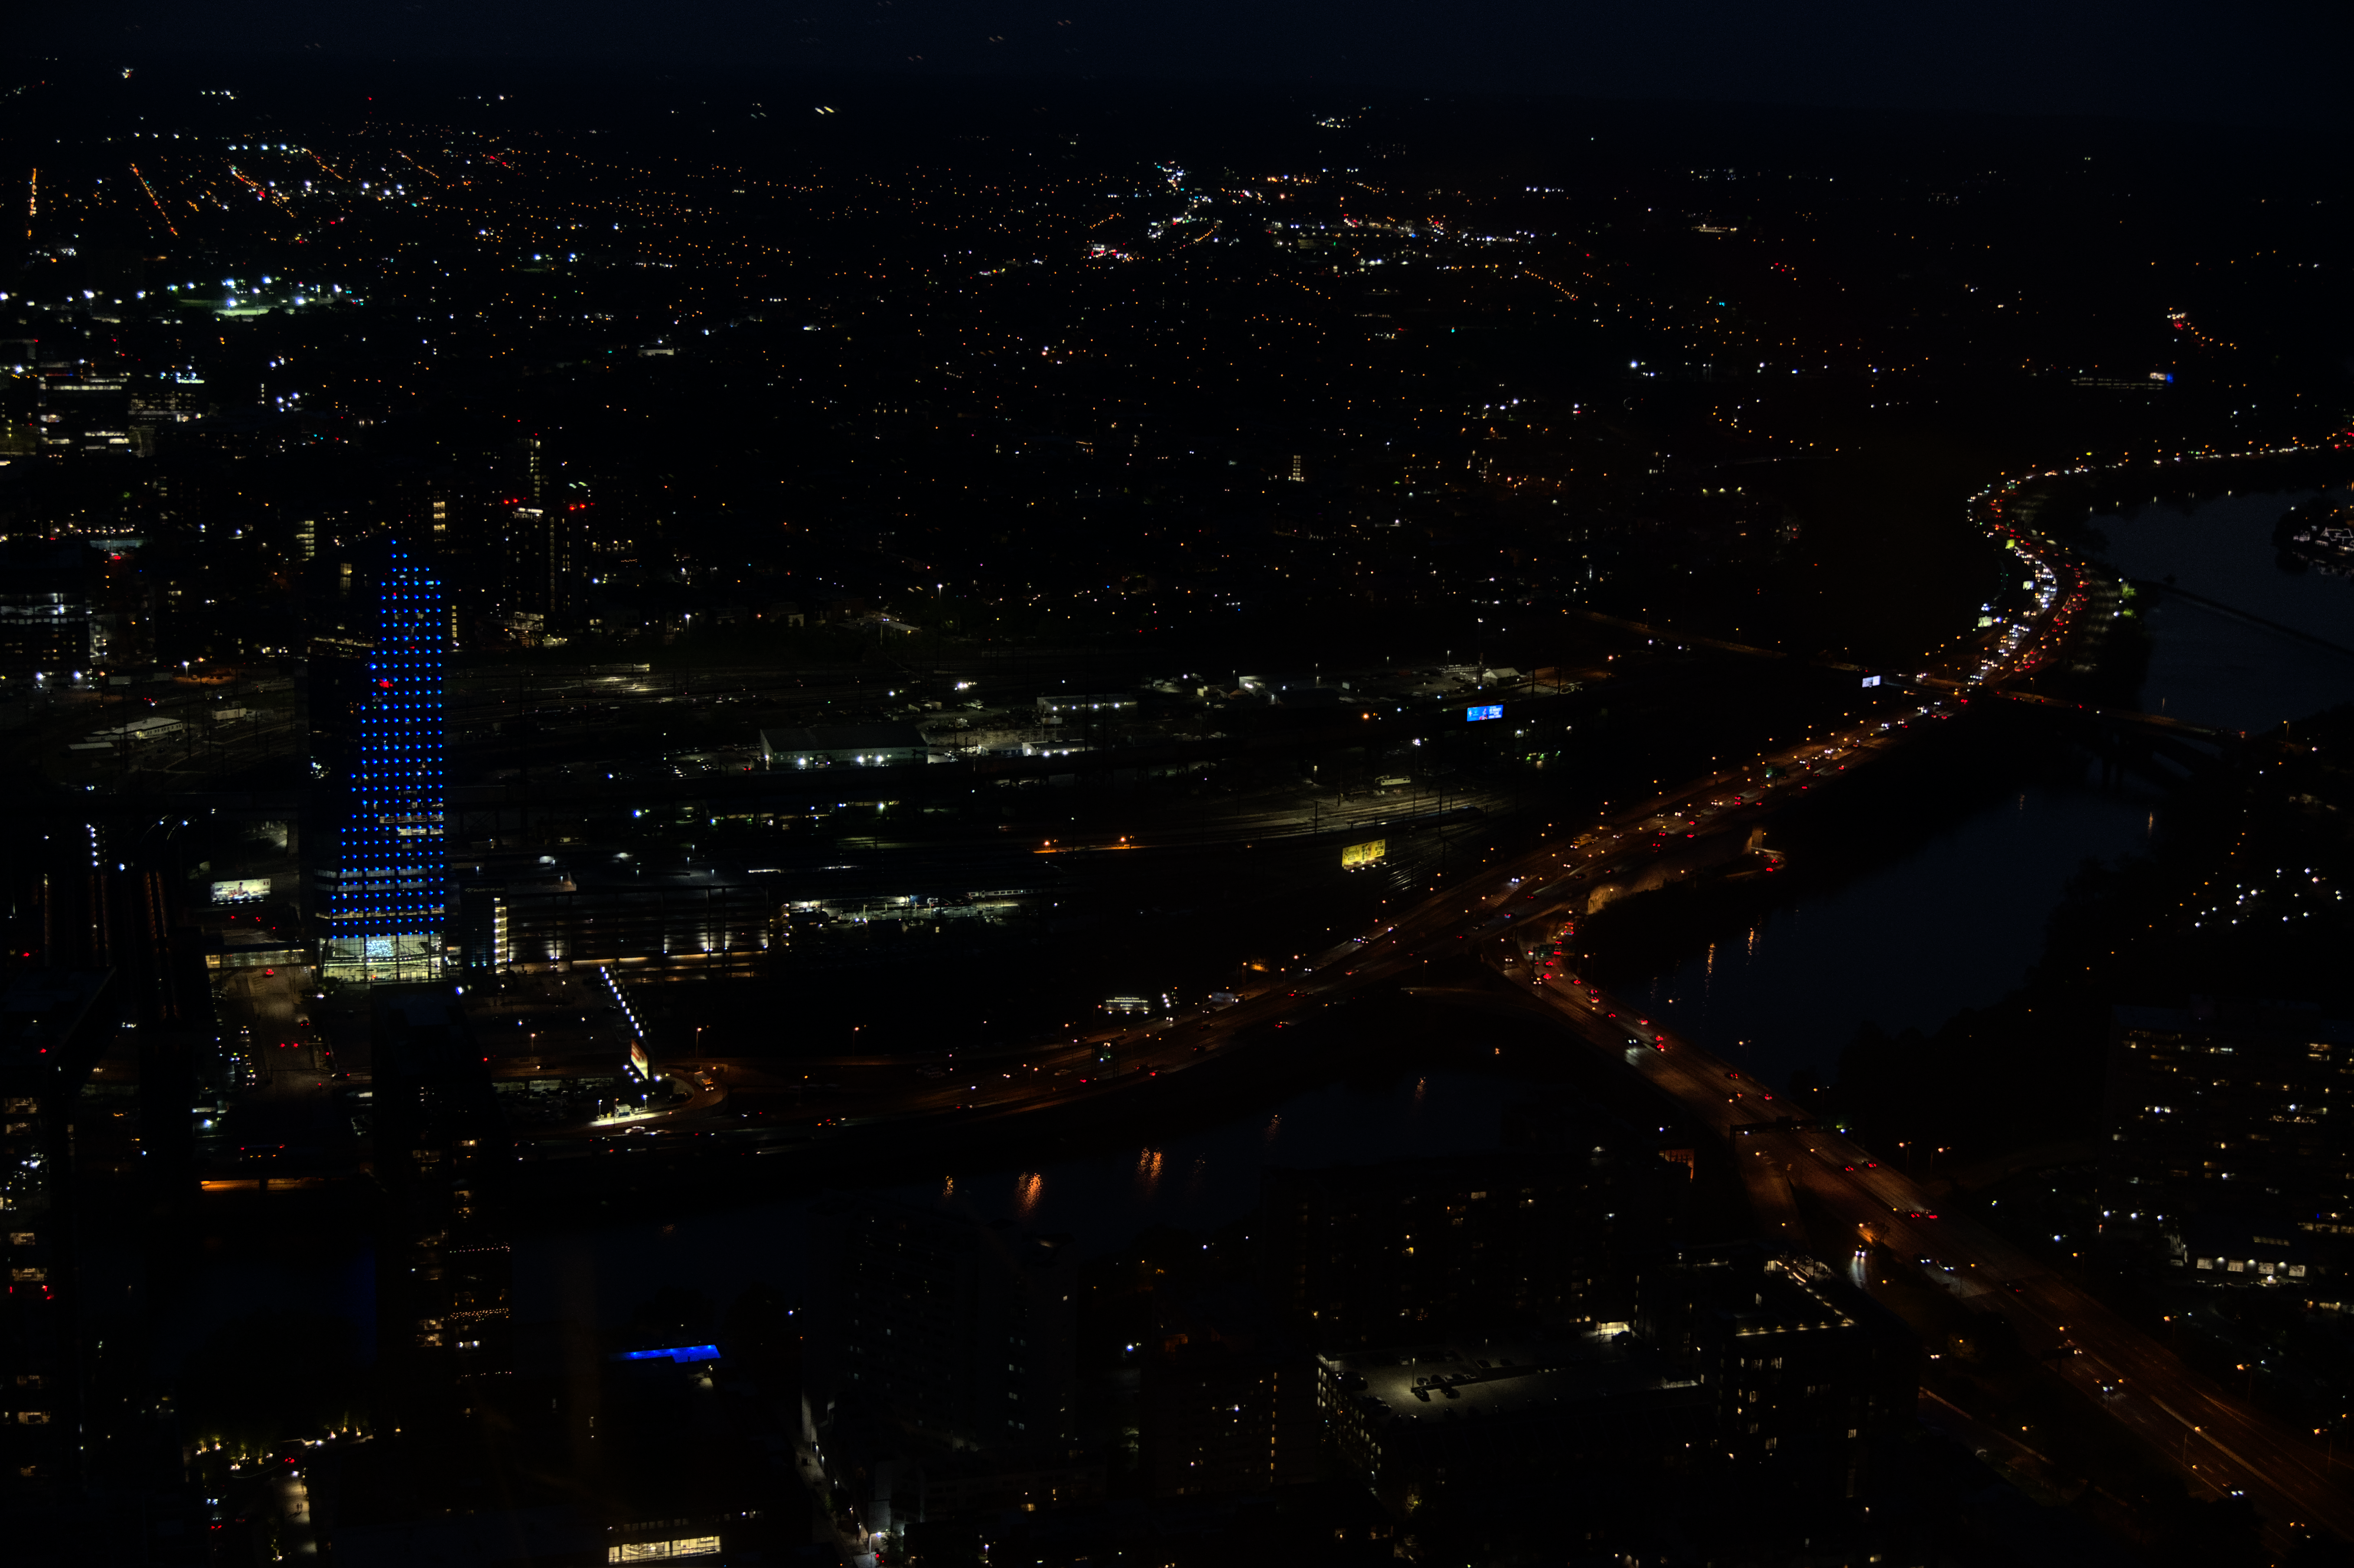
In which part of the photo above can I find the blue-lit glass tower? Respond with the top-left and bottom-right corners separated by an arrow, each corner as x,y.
319,552 -> 448,980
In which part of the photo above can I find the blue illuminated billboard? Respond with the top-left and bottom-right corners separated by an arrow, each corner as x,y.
1466,704 -> 1503,722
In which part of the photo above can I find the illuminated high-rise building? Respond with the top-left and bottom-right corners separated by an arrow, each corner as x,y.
503,501 -> 579,628
316,551 -> 448,980
499,430 -> 584,631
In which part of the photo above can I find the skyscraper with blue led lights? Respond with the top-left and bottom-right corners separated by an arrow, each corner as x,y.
318,552 -> 448,980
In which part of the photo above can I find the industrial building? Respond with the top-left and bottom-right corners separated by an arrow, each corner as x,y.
1317,1332 -> 1705,1520
759,723 -> 930,769
453,867 -> 770,978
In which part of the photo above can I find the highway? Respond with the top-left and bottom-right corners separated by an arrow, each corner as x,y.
620,675 -> 1967,1132
1499,953 -> 2354,1541
633,522 -> 2091,1130
602,517 -> 2354,1541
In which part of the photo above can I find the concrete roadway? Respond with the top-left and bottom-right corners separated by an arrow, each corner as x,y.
215,962 -> 333,1095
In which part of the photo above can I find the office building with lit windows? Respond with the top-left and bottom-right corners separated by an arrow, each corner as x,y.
2101,1001 -> 2354,1293
315,553 -> 449,981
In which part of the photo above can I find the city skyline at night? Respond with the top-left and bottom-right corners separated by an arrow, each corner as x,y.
1,32 -> 2351,1568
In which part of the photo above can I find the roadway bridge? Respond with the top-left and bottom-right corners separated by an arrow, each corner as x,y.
1993,689 -> 2292,785
2130,579 -> 2354,663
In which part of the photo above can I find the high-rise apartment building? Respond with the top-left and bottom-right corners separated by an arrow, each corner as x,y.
806,1199 -> 1080,1451
1636,1245 -> 1917,1500
503,504 -> 579,630
1,971 -> 117,1507
1139,1291 -> 1320,1498
315,552 -> 448,981
371,986 -> 513,1405
1257,1111 -> 1676,1342
499,432 -> 589,631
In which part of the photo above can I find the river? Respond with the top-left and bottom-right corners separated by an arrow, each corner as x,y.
1628,769 -> 2158,1089
2102,487 -> 2354,732
165,491 -> 2354,1350
515,1062 -> 1549,1334
1629,486 -> 2354,1092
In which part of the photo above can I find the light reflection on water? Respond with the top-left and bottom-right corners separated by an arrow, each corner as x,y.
2101,489 -> 2354,732
168,1025 -> 1549,1356
512,1064 -> 1538,1330
1631,487 -> 2351,1092
1634,769 -> 2152,1091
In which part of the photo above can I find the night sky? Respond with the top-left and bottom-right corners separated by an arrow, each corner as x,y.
31,0 -> 2353,127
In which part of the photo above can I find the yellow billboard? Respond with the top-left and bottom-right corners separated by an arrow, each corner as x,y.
1341,838 -> 1387,869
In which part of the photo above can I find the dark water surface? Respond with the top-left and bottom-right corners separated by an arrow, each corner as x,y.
2103,489 -> 2354,730
154,1062 -> 1549,1363
512,1062 -> 1548,1334
1630,489 -> 2354,1090
1630,768 -> 2157,1090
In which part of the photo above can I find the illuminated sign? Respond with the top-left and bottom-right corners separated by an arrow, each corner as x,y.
1466,704 -> 1502,722
212,878 -> 270,903
1341,839 -> 1388,869
1859,675 -> 1881,688
628,1040 -> 651,1082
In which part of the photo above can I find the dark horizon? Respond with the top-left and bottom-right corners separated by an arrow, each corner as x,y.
24,0 -> 2354,131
